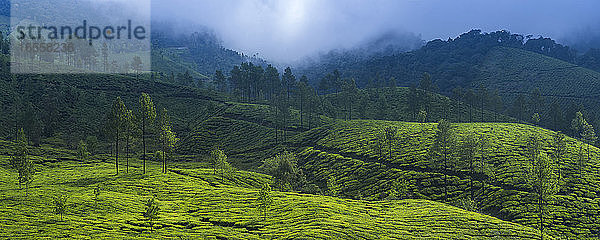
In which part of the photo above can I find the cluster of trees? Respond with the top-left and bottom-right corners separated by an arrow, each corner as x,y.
208,148 -> 235,181
213,61 -> 599,148
214,63 -> 331,134
104,93 -> 178,175
449,85 -> 599,147
428,119 -> 589,239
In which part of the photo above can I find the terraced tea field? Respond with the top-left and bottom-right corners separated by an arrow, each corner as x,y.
0,141 -> 547,239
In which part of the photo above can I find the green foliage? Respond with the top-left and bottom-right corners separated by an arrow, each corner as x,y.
292,120 -> 599,238
157,108 -> 178,174
53,194 -> 69,221
418,110 -> 427,123
257,184 -> 273,221
532,113 -> 541,125
138,93 -> 157,174
327,175 -> 342,197
9,128 -> 34,195
85,136 -> 99,155
430,119 -> 456,199
143,197 -> 160,232
209,148 -> 234,181
526,140 -> 560,239
213,70 -> 227,92
571,111 -> 586,136
260,151 -> 305,191
77,140 -> 89,161
453,196 -> 479,213
373,126 -> 400,160
108,97 -> 127,174
93,184 -> 102,209
323,87 -> 514,125
551,132 -> 567,183
458,134 -> 478,199
385,178 -> 410,200
0,141 -> 550,239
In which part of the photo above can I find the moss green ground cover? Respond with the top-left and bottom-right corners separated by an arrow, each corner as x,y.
0,140 -> 546,239
285,120 -> 600,239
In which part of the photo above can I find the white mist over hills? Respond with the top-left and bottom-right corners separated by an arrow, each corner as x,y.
131,0 -> 600,62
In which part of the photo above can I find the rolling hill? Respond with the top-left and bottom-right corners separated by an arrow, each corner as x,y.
1,28 -> 599,239
284,121 -> 600,239
0,140 -> 549,239
477,46 -> 600,111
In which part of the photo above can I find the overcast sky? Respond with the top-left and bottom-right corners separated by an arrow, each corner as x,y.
151,0 -> 600,63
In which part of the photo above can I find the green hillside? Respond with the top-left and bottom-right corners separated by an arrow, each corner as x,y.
0,140 -> 548,239
296,30 -> 600,138
173,95 -> 598,238
281,121 -> 600,239
176,87 -> 513,169
151,48 -> 211,82
478,46 -> 600,110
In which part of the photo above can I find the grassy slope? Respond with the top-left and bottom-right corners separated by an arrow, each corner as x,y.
151,48 -> 210,81
286,120 -> 600,239
178,87 -> 512,169
322,87 -> 515,123
0,140 -> 546,239
478,46 -> 600,110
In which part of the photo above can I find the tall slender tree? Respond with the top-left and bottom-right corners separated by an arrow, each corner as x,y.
551,132 -> 566,184
257,183 -> 273,220
282,67 -> 296,103
157,108 -> 178,174
527,141 -> 559,240
581,121 -> 597,164
124,109 -> 136,173
9,128 -> 35,196
452,87 -> 465,123
477,85 -> 488,122
138,93 -> 156,174
109,97 -> 127,175
213,70 -> 227,92
264,65 -> 280,100
296,76 -> 310,128
131,56 -> 143,81
341,78 -> 359,121
431,119 -> 456,200
459,134 -> 478,199
465,89 -> 476,123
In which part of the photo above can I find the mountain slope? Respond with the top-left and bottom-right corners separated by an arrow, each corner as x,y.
286,120 -> 600,239
478,46 -> 600,108
0,141 -> 549,239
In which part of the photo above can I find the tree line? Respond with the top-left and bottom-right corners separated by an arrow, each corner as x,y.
211,62 -> 599,149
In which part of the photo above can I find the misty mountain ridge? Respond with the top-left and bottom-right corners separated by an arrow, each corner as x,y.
295,29 -> 600,87
150,21 -> 269,80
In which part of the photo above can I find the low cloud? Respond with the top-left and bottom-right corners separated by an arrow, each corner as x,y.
151,0 -> 600,62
